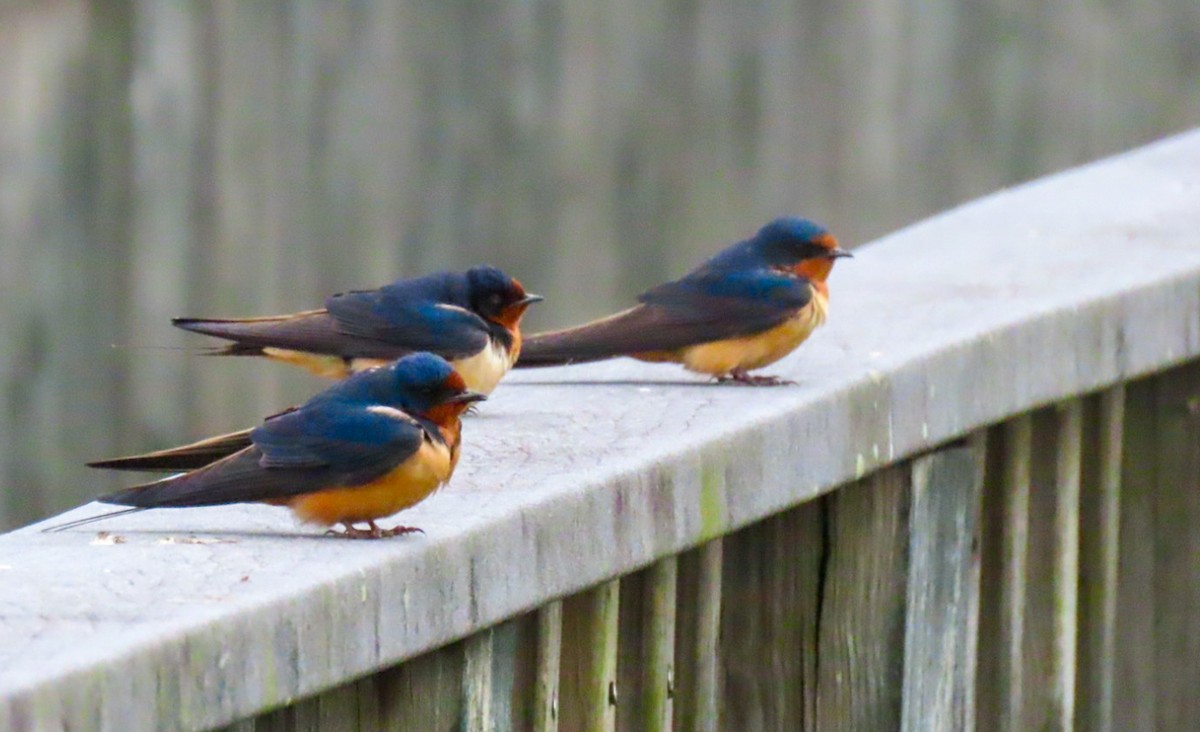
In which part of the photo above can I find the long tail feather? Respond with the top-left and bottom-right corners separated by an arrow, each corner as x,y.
42,507 -> 150,533
515,307 -> 647,367
88,429 -> 254,472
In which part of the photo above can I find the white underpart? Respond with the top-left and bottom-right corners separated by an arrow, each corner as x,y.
452,338 -> 512,395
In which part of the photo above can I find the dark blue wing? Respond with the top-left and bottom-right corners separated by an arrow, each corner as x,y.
326,288 -> 490,360
98,407 -> 429,509
517,268 -> 813,365
250,400 -> 426,482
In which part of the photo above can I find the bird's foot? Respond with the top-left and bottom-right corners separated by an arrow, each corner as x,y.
326,521 -> 425,540
718,369 -> 795,387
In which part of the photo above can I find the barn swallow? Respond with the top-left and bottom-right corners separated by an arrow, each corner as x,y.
49,353 -> 485,539
173,266 -> 542,394
515,217 -> 850,385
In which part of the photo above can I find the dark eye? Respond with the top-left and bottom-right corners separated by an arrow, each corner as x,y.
489,294 -> 504,306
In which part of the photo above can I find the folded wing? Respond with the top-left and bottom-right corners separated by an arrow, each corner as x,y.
517,269 -> 813,366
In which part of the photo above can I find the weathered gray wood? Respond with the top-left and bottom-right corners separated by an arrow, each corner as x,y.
442,615 -> 537,732
1112,377 -> 1157,731
559,580 -> 620,732
719,507 -> 821,732
3,134 -> 1200,730
1054,401 -> 1083,730
987,414 -> 1033,732
616,558 -> 676,732
815,468 -> 910,731
534,603 -> 563,732
674,539 -> 724,732
1150,362 -> 1200,730
1075,386 -> 1124,732
901,435 -> 985,731
1016,404 -> 1082,732
463,629 -> 496,732
375,642 -> 465,732
975,423 -> 1006,732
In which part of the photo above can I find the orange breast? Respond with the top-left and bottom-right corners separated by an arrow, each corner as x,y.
676,292 -> 829,376
286,439 -> 454,526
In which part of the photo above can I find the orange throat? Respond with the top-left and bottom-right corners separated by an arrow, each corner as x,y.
421,403 -> 469,443
792,258 -> 835,285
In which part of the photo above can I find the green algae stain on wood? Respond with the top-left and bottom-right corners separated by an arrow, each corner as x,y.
699,461 -> 727,542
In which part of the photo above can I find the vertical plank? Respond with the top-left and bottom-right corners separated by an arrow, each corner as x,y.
1075,385 -> 1124,732
1053,400 -> 1083,730
815,467 -> 910,731
534,602 -> 563,732
1150,362 -> 1200,730
975,423 -> 1006,732
1113,378 -> 1156,731
718,505 -> 821,732
376,642 -> 465,732
901,435 -> 985,730
616,557 -> 676,732
674,538 -> 725,732
1014,404 -> 1083,731
641,558 -> 677,732
463,629 -> 496,732
559,580 -> 620,732
458,616 -> 536,731
978,414 -> 1032,732
1020,409 -> 1058,731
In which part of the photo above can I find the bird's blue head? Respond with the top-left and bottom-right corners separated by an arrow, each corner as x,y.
466,266 -> 544,326
384,352 -> 486,418
323,353 -> 485,419
709,217 -> 851,280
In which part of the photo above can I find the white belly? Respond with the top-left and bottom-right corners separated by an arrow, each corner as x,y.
448,339 -> 513,394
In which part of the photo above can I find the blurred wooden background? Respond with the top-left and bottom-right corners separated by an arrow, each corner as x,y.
1,0 -> 1198,530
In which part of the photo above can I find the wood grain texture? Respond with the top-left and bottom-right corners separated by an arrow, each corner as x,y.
901,435 -> 985,731
719,507 -> 821,732
984,414 -> 1033,732
559,580 -> 620,732
376,642 -> 465,732
1149,362 -> 1200,730
1075,386 -> 1124,732
535,603 -> 563,732
1054,401 -> 1083,730
815,468 -> 910,732
1112,377 -> 1157,731
674,539 -> 723,732
616,558 -> 676,732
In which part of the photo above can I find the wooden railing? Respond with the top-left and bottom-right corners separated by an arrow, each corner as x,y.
2,131 -> 1198,732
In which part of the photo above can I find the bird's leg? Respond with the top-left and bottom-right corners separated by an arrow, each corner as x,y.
720,368 -> 795,386
368,520 -> 425,538
325,522 -> 378,539
323,521 -> 413,539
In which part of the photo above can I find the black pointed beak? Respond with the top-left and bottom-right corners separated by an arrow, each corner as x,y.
517,293 -> 544,306
448,390 -> 488,405
827,247 -> 853,259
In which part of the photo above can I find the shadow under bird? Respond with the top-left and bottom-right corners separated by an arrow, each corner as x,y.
174,265 -> 542,395
50,353 -> 485,539
515,217 -> 851,385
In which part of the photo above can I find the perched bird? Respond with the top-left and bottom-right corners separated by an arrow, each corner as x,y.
49,353 -> 485,539
174,266 -> 542,394
516,217 -> 850,385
